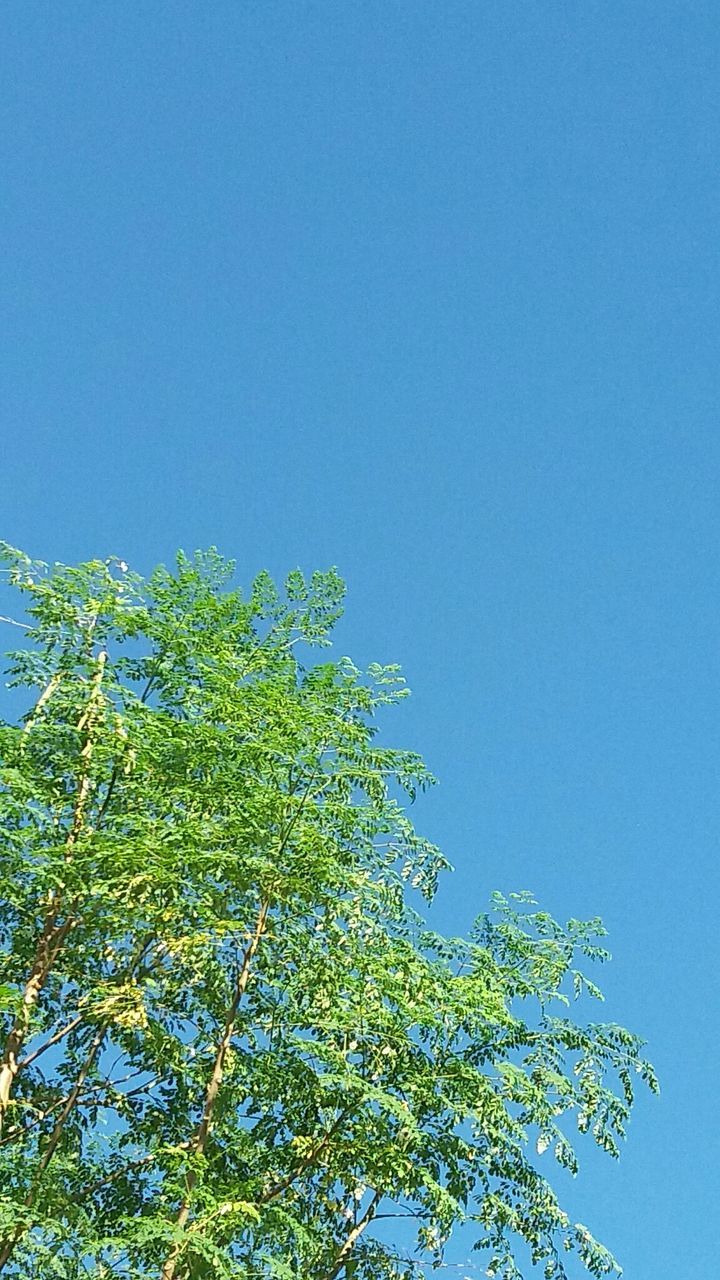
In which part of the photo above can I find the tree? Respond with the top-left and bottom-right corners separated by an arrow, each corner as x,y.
0,543 -> 656,1280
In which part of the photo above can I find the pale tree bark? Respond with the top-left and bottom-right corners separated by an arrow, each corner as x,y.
0,651 -> 108,1133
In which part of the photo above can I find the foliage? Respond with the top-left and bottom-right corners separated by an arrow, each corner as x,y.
0,544 -> 657,1279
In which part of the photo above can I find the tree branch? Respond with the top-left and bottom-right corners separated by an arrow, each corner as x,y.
160,899 -> 270,1280
321,1190 -> 382,1280
0,1020 -> 109,1273
257,1105 -> 354,1206
0,650 -> 108,1132
80,1140 -> 193,1197
17,1014 -> 84,1072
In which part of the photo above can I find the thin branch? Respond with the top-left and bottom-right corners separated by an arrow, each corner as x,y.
257,1105 -> 354,1206
0,1020 -> 109,1273
0,1055 -> 159,1151
31,1023 -> 108,1185
80,1140 -> 193,1197
320,1190 -> 382,1280
17,1014 -> 83,1071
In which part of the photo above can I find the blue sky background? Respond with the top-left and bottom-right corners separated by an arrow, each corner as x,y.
2,2 -> 719,1275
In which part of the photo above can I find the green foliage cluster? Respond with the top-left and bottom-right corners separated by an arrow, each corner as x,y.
0,544 -> 656,1279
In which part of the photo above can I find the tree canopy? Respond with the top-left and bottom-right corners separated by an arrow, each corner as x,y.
0,544 -> 656,1280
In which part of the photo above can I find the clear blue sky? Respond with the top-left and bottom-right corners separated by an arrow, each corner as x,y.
2,2 -> 718,1275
